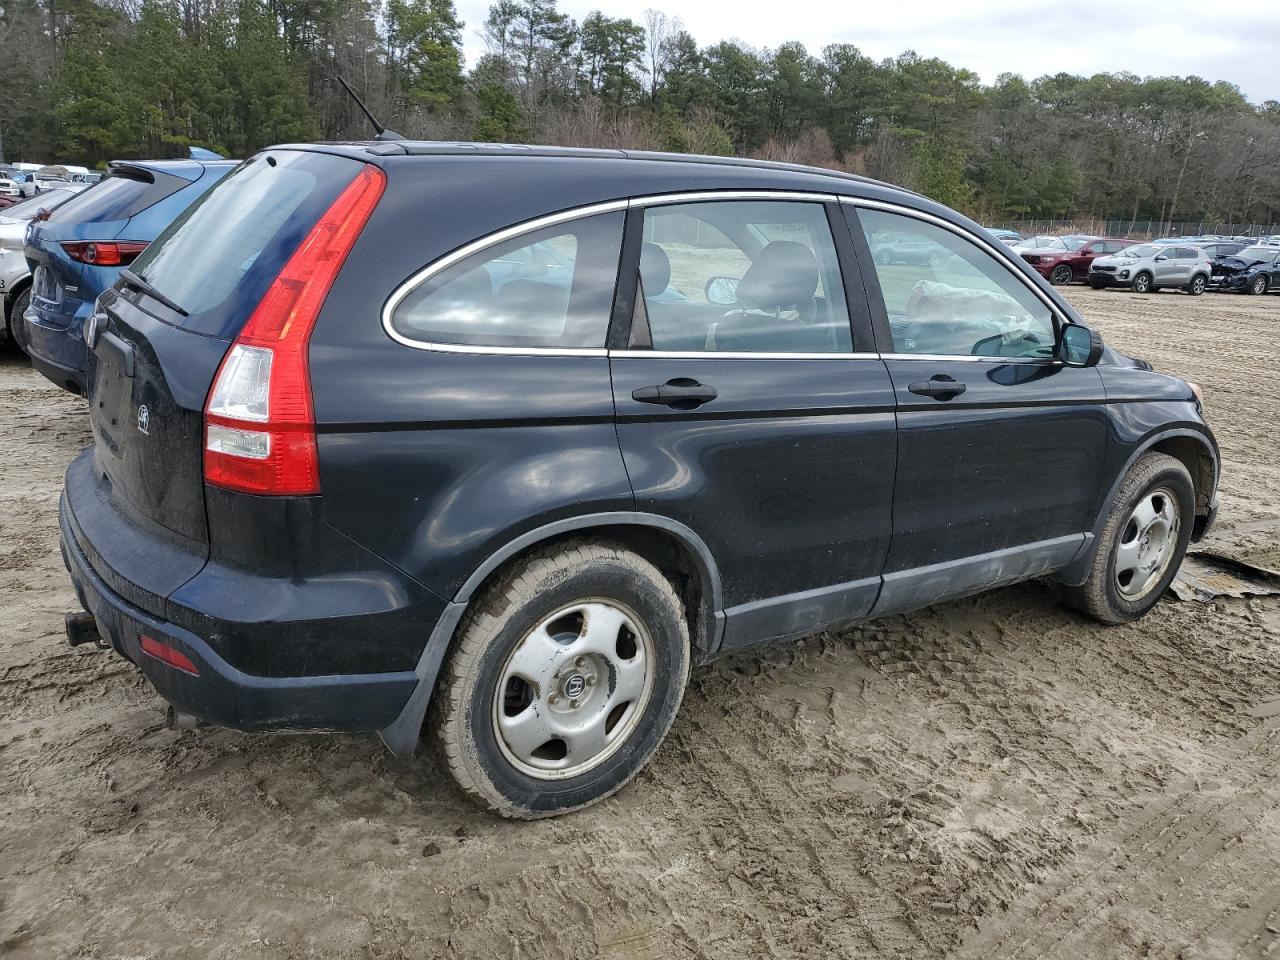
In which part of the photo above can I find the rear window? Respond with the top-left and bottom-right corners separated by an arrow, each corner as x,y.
127,150 -> 364,338
0,189 -> 75,220
47,168 -> 186,224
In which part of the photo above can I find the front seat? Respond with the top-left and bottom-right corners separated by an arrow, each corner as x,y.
706,241 -> 826,352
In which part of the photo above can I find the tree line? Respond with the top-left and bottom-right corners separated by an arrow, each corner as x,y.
3,0 -> 1279,225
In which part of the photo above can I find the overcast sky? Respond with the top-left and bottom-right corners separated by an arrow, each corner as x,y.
453,0 -> 1280,104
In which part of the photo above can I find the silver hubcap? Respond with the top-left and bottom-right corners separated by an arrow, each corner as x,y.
1114,486 -> 1180,600
1135,275 -> 1149,292
493,600 -> 655,780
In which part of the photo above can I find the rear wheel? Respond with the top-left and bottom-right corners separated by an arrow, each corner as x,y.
1060,453 -> 1194,624
1251,275 -> 1268,295
1050,264 -> 1073,285
1187,274 -> 1207,296
1131,272 -> 1153,294
4,287 -> 30,355
437,541 -> 691,818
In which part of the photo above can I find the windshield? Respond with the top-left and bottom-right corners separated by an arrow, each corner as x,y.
1062,237 -> 1092,251
1119,244 -> 1157,259
0,189 -> 74,221
1237,247 -> 1277,262
1017,236 -> 1066,251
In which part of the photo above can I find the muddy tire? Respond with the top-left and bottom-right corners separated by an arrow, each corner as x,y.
1131,272 -> 1153,294
1187,274 -> 1207,296
437,541 -> 690,819
1060,453 -> 1194,624
1050,264 -> 1073,285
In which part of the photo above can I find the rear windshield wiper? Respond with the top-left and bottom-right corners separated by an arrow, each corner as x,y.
120,267 -> 188,317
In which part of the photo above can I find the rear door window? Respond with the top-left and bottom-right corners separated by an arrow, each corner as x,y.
388,212 -> 624,350
634,199 -> 853,354
127,150 -> 366,338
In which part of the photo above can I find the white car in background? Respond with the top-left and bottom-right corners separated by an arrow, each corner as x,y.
0,186 -> 85,350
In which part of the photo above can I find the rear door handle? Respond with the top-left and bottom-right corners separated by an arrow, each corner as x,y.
632,378 -> 718,408
908,375 -> 966,399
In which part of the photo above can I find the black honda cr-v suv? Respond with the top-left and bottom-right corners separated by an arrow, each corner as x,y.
59,142 -> 1219,817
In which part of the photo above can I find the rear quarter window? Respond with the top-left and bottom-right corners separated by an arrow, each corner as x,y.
127,151 -> 366,338
388,211 -> 624,350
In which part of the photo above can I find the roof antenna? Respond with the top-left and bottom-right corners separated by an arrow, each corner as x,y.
334,75 -> 405,142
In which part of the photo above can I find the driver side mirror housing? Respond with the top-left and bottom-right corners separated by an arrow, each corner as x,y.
1059,324 -> 1103,367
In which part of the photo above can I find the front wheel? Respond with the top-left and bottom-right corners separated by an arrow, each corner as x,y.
1060,452 -> 1194,624
1131,272 -> 1153,294
1187,274 -> 1207,296
1251,275 -> 1268,295
1050,264 -> 1073,286
436,541 -> 691,818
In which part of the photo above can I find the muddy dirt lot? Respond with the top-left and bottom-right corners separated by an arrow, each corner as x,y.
2,288 -> 1278,960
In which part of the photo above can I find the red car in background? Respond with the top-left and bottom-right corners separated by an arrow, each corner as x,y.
1015,235 -> 1138,285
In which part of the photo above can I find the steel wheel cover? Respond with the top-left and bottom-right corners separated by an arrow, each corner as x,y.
492,599 -> 656,780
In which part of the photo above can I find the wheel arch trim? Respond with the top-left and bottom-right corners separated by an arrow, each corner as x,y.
1053,425 -> 1219,587
378,511 -> 725,756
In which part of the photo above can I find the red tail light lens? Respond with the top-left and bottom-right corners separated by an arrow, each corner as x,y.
61,240 -> 149,265
139,635 -> 200,676
203,164 -> 385,496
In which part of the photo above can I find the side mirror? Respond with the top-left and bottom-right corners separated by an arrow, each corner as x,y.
1155,253 -> 1170,261
1059,324 -> 1103,367
705,276 -> 739,305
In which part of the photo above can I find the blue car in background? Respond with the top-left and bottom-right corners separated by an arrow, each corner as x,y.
22,155 -> 235,394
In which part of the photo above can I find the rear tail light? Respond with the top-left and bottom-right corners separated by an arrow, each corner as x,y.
139,635 -> 200,676
61,241 -> 149,265
203,164 -> 385,496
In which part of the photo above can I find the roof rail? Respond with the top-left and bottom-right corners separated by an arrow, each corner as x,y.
362,140 -> 914,195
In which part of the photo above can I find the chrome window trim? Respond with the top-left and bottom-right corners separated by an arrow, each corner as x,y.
382,190 -> 843,357
839,196 -> 1074,341
631,189 -> 835,207
880,353 -> 1061,365
381,198 -> 628,355
609,350 -> 881,361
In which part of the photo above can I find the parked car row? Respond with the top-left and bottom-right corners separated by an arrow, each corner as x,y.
971,228 -> 1280,297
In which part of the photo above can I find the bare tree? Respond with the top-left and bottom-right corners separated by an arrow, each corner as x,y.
642,8 -> 676,102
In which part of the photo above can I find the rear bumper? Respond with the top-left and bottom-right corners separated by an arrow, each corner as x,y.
57,447 -> 448,732
60,494 -> 419,731
25,301 -> 88,394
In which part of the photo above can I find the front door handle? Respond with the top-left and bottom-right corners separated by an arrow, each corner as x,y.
908,375 -> 966,399
632,378 -> 718,409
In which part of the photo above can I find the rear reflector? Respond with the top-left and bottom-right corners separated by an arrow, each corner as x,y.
203,164 -> 386,495
139,635 -> 200,676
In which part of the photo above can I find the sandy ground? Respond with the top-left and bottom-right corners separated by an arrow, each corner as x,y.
1,288 -> 1278,960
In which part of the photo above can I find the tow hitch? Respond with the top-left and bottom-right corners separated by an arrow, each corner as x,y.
65,611 -> 105,648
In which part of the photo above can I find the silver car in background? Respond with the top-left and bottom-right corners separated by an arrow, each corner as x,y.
1087,243 -> 1212,295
